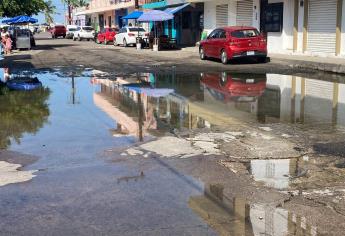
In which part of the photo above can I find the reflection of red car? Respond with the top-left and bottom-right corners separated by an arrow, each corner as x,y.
199,26 -> 267,64
95,28 -> 118,44
201,72 -> 266,102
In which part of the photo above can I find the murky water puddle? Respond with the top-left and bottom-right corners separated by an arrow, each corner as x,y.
1,67 -> 344,234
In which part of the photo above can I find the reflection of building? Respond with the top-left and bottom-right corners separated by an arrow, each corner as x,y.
250,157 -> 306,189
189,183 -> 317,236
259,74 -> 345,126
93,78 -> 158,141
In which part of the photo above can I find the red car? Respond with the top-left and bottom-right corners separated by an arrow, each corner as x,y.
50,25 -> 66,38
199,26 -> 267,64
200,72 -> 266,103
95,28 -> 118,44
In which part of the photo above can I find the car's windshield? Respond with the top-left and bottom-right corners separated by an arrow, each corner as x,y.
83,27 -> 94,31
68,28 -> 77,31
129,28 -> 146,32
231,29 -> 260,38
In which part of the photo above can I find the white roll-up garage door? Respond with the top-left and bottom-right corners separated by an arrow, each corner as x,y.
308,0 -> 337,54
236,0 -> 253,26
216,4 -> 229,27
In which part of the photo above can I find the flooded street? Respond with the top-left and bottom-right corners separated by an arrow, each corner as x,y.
1,67 -> 345,235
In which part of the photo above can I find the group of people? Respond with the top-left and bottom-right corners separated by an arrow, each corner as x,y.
0,29 -> 12,55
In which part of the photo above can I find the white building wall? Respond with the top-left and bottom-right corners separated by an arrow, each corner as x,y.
267,0 -> 294,54
253,0 -> 260,29
203,0 -> 240,34
341,0 -> 345,55
297,0 -> 304,52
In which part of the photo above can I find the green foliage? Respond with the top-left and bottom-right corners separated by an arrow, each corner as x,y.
0,84 -> 50,149
0,0 -> 47,17
43,0 -> 57,25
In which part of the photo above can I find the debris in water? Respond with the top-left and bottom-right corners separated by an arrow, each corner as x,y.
0,161 -> 36,187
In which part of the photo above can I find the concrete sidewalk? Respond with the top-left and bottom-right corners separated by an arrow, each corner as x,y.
180,46 -> 345,74
269,53 -> 345,74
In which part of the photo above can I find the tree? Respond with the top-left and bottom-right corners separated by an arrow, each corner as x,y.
43,0 -> 57,25
0,83 -> 50,149
0,0 -> 47,17
61,0 -> 88,25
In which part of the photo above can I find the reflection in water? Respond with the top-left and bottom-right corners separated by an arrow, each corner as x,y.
189,184 -> 317,236
249,157 -> 308,189
0,81 -> 50,149
92,72 -> 345,138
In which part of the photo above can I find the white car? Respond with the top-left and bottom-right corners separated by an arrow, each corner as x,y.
73,26 -> 95,41
66,25 -> 78,39
115,27 -> 148,47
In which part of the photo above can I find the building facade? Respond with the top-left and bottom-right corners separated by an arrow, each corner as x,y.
189,0 -> 345,57
75,0 -> 137,31
139,0 -> 204,46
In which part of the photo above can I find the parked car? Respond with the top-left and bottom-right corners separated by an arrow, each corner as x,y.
73,26 -> 95,41
95,28 -> 118,44
114,27 -> 149,47
199,26 -> 267,64
50,25 -> 66,38
66,25 -> 78,39
200,72 -> 267,103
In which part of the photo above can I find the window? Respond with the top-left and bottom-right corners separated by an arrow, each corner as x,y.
264,3 -> 283,32
82,26 -> 94,31
218,30 -> 227,39
129,28 -> 146,32
231,29 -> 260,38
208,30 -> 219,39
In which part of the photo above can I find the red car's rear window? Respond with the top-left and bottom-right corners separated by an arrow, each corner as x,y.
231,29 -> 259,38
55,26 -> 66,29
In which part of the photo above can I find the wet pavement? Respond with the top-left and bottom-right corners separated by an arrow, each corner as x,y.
1,67 -> 345,235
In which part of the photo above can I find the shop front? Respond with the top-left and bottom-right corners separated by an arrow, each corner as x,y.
141,0 -> 204,46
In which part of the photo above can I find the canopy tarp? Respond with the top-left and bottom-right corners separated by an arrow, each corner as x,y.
122,11 -> 143,20
124,85 -> 174,98
137,10 -> 173,22
164,3 -> 190,14
2,15 -> 38,24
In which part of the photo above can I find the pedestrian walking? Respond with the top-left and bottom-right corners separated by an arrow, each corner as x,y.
3,35 -> 12,55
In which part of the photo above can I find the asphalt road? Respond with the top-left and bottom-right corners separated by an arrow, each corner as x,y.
1,32 -> 345,235
0,32 -> 321,76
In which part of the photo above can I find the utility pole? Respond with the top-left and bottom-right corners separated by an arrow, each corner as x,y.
68,0 -> 72,25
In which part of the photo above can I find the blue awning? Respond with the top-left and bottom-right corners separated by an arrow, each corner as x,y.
164,3 -> 190,14
2,15 -> 38,24
122,11 -> 143,20
138,10 -> 174,22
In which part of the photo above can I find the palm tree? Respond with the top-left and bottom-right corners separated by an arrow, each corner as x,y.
61,0 -> 88,25
43,0 -> 57,25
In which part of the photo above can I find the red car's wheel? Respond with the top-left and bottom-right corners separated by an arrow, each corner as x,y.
199,47 -> 206,60
221,50 -> 228,65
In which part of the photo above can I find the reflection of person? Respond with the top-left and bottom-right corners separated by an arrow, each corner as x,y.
4,68 -> 10,82
0,68 -> 10,83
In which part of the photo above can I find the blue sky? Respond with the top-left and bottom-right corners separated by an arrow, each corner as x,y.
36,0 -> 66,24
